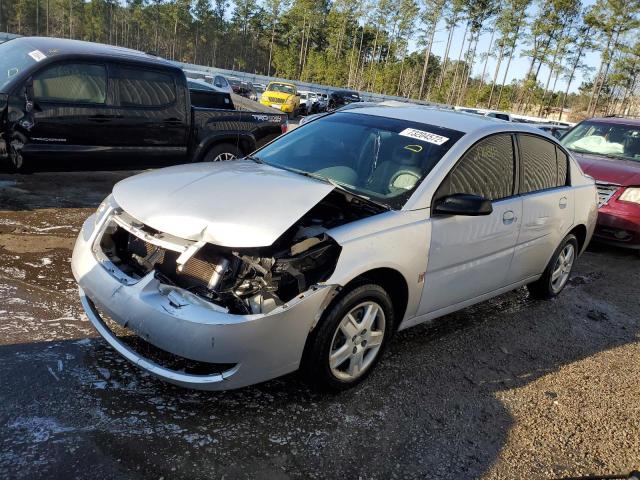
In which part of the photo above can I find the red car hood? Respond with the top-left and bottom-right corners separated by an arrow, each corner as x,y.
573,152 -> 640,186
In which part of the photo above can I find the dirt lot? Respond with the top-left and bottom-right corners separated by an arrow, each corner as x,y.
0,167 -> 639,480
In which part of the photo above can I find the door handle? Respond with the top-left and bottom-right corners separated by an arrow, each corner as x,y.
559,197 -> 568,209
503,210 -> 516,224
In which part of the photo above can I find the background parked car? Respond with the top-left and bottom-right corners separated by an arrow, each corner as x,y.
328,90 -> 361,111
298,91 -> 312,115
183,69 -> 232,95
228,78 -> 258,101
536,123 -> 569,139
561,116 -> 640,250
254,83 -> 267,101
317,93 -> 328,111
260,81 -> 300,119
0,37 -> 286,171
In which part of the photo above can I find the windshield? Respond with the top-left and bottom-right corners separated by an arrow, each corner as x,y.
253,112 -> 464,209
0,41 -> 38,91
561,120 -> 640,162
269,83 -> 295,94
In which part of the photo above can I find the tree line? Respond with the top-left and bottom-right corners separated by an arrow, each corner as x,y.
1,0 -> 639,120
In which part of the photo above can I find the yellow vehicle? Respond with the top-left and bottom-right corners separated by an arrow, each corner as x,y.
260,82 -> 300,118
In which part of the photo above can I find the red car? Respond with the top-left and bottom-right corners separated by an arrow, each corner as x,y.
561,117 -> 640,250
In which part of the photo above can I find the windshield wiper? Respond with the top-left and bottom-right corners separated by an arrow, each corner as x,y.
301,170 -> 391,211
245,154 -> 264,164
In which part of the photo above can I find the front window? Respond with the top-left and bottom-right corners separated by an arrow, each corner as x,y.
561,120 -> 640,162
34,63 -> 107,104
268,83 -> 295,94
253,112 -> 464,209
0,40 -> 38,91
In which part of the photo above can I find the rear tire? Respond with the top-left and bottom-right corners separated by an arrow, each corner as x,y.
301,283 -> 395,391
528,233 -> 578,299
202,143 -> 242,162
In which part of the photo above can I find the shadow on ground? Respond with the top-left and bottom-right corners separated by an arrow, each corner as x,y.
0,244 -> 638,480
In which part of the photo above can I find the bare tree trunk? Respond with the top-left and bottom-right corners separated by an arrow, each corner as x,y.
458,32 -> 480,105
436,12 -> 458,90
587,31 -> 614,115
591,28 -> 621,116
487,42 -> 506,108
367,27 -> 380,91
267,21 -> 277,76
419,25 -> 436,99
447,21 -> 469,105
476,27 -> 496,101
496,34 -> 518,110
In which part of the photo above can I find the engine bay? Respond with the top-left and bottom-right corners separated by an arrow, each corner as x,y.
99,190 -> 385,314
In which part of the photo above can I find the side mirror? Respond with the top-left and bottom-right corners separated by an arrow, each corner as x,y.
434,194 -> 493,216
295,93 -> 301,97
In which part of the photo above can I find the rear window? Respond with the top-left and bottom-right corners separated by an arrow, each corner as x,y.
115,67 -> 176,107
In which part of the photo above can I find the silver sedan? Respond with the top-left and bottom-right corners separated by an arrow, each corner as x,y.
72,107 -> 598,391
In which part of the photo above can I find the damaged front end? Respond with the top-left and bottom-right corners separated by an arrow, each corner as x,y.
95,190 -> 381,315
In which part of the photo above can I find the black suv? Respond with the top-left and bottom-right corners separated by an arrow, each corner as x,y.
328,90 -> 361,111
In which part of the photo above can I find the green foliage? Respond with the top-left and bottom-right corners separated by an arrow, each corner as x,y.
1,0 -> 639,118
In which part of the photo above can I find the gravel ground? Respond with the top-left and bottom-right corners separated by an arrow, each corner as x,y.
0,167 -> 638,480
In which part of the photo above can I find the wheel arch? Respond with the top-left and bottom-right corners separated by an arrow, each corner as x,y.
325,267 -> 409,331
569,224 -> 588,254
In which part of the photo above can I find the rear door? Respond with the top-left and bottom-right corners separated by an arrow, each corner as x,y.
109,64 -> 188,156
27,62 -> 111,153
507,134 -> 574,283
419,134 -> 522,314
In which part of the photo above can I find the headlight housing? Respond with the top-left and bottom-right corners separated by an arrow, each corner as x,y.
94,194 -> 117,226
619,187 -> 640,204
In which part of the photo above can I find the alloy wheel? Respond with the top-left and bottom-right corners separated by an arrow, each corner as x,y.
211,152 -> 237,162
551,243 -> 575,293
329,301 -> 386,381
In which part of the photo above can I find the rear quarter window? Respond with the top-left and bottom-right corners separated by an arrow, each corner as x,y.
519,134 -> 563,193
115,67 -> 176,107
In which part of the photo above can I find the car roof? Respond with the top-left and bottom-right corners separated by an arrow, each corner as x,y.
12,36 -> 174,68
587,117 -> 640,126
345,106 -> 546,134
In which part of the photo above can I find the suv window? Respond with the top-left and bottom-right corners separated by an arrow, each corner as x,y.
115,67 -> 176,107
519,134 -> 567,192
214,76 -> 228,88
446,134 -> 516,201
33,63 -> 106,104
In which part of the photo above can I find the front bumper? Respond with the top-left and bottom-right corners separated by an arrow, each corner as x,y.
594,202 -> 640,249
72,213 -> 335,390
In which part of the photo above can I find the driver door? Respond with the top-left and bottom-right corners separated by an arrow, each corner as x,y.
419,134 -> 522,314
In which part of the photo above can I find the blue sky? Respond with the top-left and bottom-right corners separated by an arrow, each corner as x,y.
408,0 -> 601,94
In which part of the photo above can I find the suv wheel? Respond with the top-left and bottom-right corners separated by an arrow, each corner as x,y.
202,143 -> 242,162
301,283 -> 394,391
528,233 -> 578,299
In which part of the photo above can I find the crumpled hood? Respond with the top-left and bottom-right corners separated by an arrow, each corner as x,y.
573,152 -> 640,186
112,160 -> 334,248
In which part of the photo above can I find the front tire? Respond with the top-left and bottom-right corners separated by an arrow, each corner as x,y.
301,283 -> 395,391
528,233 -> 578,299
202,143 -> 242,162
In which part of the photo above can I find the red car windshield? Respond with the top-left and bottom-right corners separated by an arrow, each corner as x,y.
562,120 -> 640,162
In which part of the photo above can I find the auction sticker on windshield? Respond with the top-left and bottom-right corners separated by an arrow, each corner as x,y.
28,50 -> 47,62
399,128 -> 449,145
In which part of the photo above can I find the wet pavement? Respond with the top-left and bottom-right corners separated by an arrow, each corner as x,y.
0,168 -> 639,480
